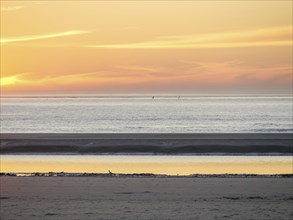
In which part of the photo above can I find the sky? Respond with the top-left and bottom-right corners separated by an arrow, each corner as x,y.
1,1 -> 292,95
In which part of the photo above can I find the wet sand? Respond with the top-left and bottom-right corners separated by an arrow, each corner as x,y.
1,133 -> 292,154
1,176 -> 292,220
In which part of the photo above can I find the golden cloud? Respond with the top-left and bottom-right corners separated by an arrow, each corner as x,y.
87,26 -> 292,49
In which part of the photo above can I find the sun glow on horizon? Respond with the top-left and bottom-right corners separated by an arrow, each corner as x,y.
0,76 -> 20,86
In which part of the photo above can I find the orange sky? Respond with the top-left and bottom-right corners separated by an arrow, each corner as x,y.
1,1 -> 292,95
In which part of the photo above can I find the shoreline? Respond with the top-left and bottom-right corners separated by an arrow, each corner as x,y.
1,133 -> 292,154
1,152 -> 292,155
1,172 -> 293,178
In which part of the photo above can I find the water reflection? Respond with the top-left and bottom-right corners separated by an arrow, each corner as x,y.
1,155 -> 292,175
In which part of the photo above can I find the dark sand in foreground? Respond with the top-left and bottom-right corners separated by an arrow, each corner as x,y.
1,177 -> 292,220
1,133 -> 292,154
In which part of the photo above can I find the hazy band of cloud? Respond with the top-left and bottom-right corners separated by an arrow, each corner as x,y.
0,30 -> 90,44
1,6 -> 25,12
86,26 -> 292,49
3,61 -> 291,89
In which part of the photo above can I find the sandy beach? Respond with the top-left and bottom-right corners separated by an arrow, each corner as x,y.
1,176 -> 292,220
1,133 -> 292,154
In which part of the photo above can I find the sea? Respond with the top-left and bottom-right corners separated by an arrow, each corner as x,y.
1,96 -> 292,133
1,95 -> 292,174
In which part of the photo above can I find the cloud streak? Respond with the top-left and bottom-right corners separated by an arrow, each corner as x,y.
1,30 -> 90,44
1,6 -> 25,12
87,26 -> 292,49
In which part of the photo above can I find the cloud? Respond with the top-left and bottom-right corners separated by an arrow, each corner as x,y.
3,71 -> 143,86
120,26 -> 139,30
1,6 -> 25,12
113,65 -> 159,73
1,30 -> 90,44
86,26 -> 292,49
181,61 -> 293,88
3,61 -> 292,94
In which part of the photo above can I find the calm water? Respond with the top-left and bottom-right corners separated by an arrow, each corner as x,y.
1,97 -> 292,174
1,96 -> 292,133
1,155 -> 292,175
